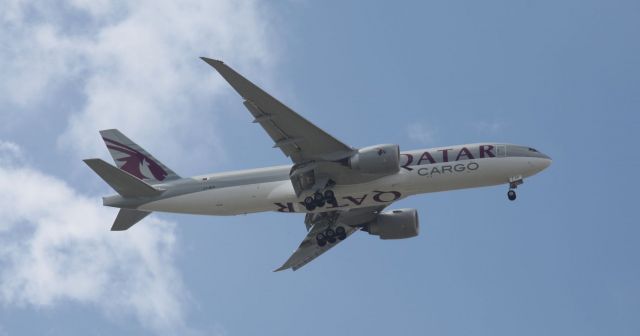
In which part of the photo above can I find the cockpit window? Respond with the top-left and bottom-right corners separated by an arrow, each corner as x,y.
528,147 -> 538,152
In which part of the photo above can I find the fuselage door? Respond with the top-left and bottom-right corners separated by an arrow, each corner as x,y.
496,144 -> 507,157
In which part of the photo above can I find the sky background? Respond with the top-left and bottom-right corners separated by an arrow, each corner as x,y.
1,0 -> 639,335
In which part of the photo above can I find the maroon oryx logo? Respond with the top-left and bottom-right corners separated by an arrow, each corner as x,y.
103,138 -> 168,181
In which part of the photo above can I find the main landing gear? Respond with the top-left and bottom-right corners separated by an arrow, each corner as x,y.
507,175 -> 523,201
304,189 -> 338,211
315,226 -> 347,247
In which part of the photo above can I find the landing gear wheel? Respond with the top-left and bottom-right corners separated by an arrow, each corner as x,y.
316,233 -> 327,247
323,189 -> 337,206
313,192 -> 326,207
304,196 -> 316,211
335,226 -> 347,240
323,190 -> 335,199
507,190 -> 517,201
325,228 -> 336,244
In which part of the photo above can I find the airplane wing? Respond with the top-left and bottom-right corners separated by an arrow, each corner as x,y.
275,206 -> 384,272
201,58 -> 354,163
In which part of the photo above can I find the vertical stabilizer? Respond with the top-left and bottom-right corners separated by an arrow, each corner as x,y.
100,129 -> 180,184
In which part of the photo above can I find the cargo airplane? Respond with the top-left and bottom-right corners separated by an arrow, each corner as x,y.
84,58 -> 551,271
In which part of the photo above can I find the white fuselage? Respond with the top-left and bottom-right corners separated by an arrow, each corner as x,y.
138,143 -> 551,216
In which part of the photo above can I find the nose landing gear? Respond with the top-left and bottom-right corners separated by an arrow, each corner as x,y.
507,175 -> 523,201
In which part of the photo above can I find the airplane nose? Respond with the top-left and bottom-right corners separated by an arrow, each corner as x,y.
534,155 -> 552,171
528,157 -> 551,174
527,152 -> 551,173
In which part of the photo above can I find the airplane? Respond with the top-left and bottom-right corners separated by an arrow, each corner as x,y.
84,57 -> 552,271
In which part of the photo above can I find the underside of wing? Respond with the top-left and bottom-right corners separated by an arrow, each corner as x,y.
275,206 -> 385,272
201,58 -> 354,163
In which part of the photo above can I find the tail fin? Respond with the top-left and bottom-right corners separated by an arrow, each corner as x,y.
84,159 -> 163,198
100,129 -> 180,184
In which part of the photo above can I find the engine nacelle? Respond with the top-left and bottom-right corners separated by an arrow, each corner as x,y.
349,144 -> 400,175
364,208 -> 419,240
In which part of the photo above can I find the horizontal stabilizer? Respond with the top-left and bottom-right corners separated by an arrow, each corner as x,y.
112,209 -> 151,231
84,159 -> 163,198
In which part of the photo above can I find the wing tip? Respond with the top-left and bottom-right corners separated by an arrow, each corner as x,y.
200,57 -> 224,67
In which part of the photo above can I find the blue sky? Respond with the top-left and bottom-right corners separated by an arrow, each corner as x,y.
1,0 -> 639,335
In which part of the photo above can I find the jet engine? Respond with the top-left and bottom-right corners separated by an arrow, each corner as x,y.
349,144 -> 400,175
363,208 -> 419,240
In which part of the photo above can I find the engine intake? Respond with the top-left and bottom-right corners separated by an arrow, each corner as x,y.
349,144 -> 400,175
364,208 -> 419,240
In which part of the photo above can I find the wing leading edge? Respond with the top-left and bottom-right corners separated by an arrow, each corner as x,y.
200,58 -> 354,163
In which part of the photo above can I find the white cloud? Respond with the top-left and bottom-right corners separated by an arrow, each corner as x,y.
407,123 -> 436,145
0,0 -> 278,168
0,143 -> 187,334
0,1 -> 279,332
